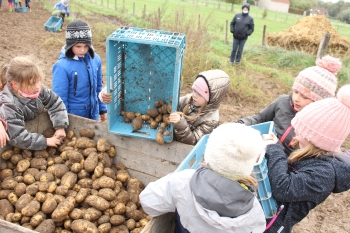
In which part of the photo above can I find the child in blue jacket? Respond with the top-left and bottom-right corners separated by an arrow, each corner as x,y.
53,0 -> 70,31
52,20 -> 107,121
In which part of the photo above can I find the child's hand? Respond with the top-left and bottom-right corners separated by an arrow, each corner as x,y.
262,133 -> 278,145
47,137 -> 62,147
101,92 -> 112,104
100,113 -> 107,121
0,123 -> 9,148
169,113 -> 181,124
54,128 -> 66,141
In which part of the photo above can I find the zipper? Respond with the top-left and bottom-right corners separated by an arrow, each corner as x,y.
73,72 -> 78,96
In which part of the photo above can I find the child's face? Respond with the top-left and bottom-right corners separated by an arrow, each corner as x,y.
294,130 -> 310,149
292,89 -> 314,112
12,81 -> 41,98
192,89 -> 207,107
72,43 -> 89,57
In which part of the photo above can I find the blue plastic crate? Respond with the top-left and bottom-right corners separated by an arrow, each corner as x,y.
106,27 -> 186,143
15,7 -> 28,12
44,16 -> 63,32
176,122 -> 278,219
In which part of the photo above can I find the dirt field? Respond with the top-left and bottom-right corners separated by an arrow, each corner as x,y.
0,2 -> 350,233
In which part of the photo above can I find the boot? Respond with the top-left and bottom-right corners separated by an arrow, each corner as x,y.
9,8 -> 12,12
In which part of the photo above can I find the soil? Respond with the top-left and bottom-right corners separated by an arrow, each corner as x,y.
0,2 -> 350,233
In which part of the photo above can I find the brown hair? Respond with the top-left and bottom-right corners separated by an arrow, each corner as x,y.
288,139 -> 329,163
0,56 -> 44,93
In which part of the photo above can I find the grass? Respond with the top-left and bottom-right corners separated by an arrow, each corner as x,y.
40,0 -> 350,104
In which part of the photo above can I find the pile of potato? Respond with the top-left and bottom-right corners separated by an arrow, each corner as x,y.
0,128 -> 151,233
121,99 -> 172,145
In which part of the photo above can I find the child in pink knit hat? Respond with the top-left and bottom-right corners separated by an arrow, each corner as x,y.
238,55 -> 342,155
262,84 -> 350,233
169,69 -> 230,145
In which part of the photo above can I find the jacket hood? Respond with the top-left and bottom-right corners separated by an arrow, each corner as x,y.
194,69 -> 230,114
189,167 -> 265,230
242,3 -> 250,10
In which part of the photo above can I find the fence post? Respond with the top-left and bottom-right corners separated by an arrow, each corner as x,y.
143,5 -> 146,18
115,0 -> 117,10
225,20 -> 228,44
175,11 -> 179,31
133,2 -> 135,15
262,25 -> 266,46
158,8 -> 161,28
316,33 -> 331,59
122,0 -> 125,12
198,14 -> 200,30
107,0 -> 109,8
102,0 -> 103,7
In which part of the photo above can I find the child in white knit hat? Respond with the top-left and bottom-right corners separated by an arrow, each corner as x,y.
263,84 -> 350,233
140,123 -> 266,233
169,69 -> 230,145
238,55 -> 342,155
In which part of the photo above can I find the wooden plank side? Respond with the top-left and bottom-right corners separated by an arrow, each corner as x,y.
140,213 -> 176,233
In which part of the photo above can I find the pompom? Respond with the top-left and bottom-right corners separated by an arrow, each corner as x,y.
316,55 -> 342,75
337,84 -> 350,108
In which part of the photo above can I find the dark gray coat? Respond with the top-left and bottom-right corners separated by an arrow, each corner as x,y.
239,95 -> 296,155
265,144 -> 350,233
0,84 -> 68,150
230,12 -> 254,40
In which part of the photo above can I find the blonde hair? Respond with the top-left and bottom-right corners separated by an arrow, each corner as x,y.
0,56 -> 44,93
288,139 -> 329,163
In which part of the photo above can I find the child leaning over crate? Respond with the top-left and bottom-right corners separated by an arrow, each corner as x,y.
237,55 -> 341,156
263,84 -> 350,233
52,20 -> 107,121
169,69 -> 230,145
140,123 -> 266,233
0,56 -> 69,150
52,0 -> 70,31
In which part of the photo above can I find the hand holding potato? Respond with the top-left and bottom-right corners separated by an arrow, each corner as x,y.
262,133 -> 278,145
0,121 -> 9,148
54,128 -> 66,140
169,112 -> 181,124
101,92 -> 112,104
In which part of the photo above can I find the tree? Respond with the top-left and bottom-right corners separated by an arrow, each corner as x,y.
328,1 -> 345,17
339,7 -> 350,23
290,0 -> 317,10
223,0 -> 243,12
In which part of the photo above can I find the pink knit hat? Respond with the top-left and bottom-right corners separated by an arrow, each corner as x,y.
192,77 -> 210,102
291,84 -> 350,152
292,55 -> 341,101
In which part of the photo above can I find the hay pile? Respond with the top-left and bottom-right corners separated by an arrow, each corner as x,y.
267,15 -> 350,56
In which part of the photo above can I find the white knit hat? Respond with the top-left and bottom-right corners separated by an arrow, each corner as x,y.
204,123 -> 265,180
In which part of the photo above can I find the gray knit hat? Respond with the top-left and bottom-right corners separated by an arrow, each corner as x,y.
65,20 -> 94,59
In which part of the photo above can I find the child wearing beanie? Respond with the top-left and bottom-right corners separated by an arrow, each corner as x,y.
169,69 -> 230,145
52,20 -> 107,121
140,123 -> 266,233
263,84 -> 350,233
52,0 -> 70,31
238,55 -> 342,155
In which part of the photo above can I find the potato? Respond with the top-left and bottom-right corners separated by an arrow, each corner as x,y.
75,188 -> 89,203
21,216 -> 30,224
30,211 -> 46,227
150,120 -> 158,129
0,168 -> 13,180
54,156 -> 64,164
34,170 -> 46,181
15,194 -> 33,212
42,127 -> 55,138
52,196 -> 76,222
23,173 -> 36,185
82,148 -> 97,157
14,182 -> 27,197
21,200 -> 40,217
38,182 -> 49,192
113,203 -> 126,215
131,227 -> 143,233
6,212 -> 14,222
107,146 -> 116,158
26,183 -> 39,196
78,169 -> 90,179
132,116 -> 143,131
84,152 -> 98,172
0,190 -> 12,199
111,225 -> 129,233
94,165 -> 104,178
116,170 -> 130,183
61,172 -> 77,189
10,154 -> 23,165
139,218 -> 149,227
83,207 -> 102,221
1,149 -> 14,160
55,185 -> 69,196
8,192 -> 18,205
96,175 -> 115,189
98,188 -> 117,201
22,223 -> 34,230
79,128 -> 95,138
47,181 -> 58,193
98,222 -> 112,233
36,192 -> 47,203
116,190 -> 130,205
97,215 -> 110,225
40,172 -> 55,182
67,151 -> 84,163
47,147 -> 57,156
125,207 -> 144,222
71,163 -> 82,173
77,178 -> 93,188
66,190 -> 77,198
76,137 -> 97,149
34,150 -> 49,159
146,108 -> 158,118
67,130 -> 75,140
42,197 -> 58,214
14,175 -> 24,183
103,167 -> 116,179
2,179 -> 18,189
69,208 -> 84,220
53,194 -> 65,204
110,215 -> 125,226
125,219 -> 136,230
156,132 -> 164,145
85,195 -> 110,211
97,138 -> 112,152
71,219 -> 98,233
63,219 -> 72,230
21,149 -> 32,159
30,158 -> 47,170
99,152 -> 112,168
35,219 -> 55,233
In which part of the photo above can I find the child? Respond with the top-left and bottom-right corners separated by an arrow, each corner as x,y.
53,0 -> 70,31
169,69 -> 230,145
238,55 -> 341,155
0,119 -> 9,148
25,0 -> 30,12
0,56 -> 69,150
7,0 -> 14,12
140,123 -> 266,233
263,84 -> 350,233
52,20 -> 107,121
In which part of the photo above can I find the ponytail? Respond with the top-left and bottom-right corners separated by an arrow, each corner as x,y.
0,65 -> 8,91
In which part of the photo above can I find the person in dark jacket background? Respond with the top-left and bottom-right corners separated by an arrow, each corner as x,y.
263,84 -> 350,233
229,3 -> 254,65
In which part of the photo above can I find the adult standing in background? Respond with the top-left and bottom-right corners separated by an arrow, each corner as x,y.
230,3 -> 254,65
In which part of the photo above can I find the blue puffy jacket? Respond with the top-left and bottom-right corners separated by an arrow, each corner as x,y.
53,1 -> 70,16
52,46 -> 107,120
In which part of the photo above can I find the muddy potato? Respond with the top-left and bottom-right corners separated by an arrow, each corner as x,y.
10,154 -> 23,165
21,200 -> 41,217
21,216 -> 31,224
139,218 -> 149,227
64,219 -> 72,230
30,158 -> 47,170
0,168 -> 13,181
125,207 -> 144,222
0,161 -> 7,170
40,172 -> 55,183
85,195 -> 110,211
125,219 -> 136,230
35,219 -> 55,233
66,130 -> 75,140
107,146 -> 116,158
77,178 -> 93,188
116,190 -> 130,205
98,188 -> 116,201
84,152 -> 99,172
34,150 -> 49,159
8,192 -> 18,205
21,149 -> 32,159
1,149 -> 14,160
76,137 -> 97,149
98,175 -> 115,189
111,225 -> 129,233
0,190 -> 12,199
110,215 -> 125,226
54,156 -> 64,164
98,215 -> 110,224
131,227 -> 143,233
82,147 -> 97,157
47,147 -> 57,157
78,169 -> 90,179
113,203 -> 126,215
61,172 -> 77,189
71,219 -> 98,233
71,163 -> 82,173
47,164 -> 70,179
116,170 -> 130,183
35,192 -> 47,202
26,183 -> 39,196
14,183 -> 27,197
15,194 -> 33,212
30,211 -> 46,227
67,151 -> 84,163
6,213 -> 14,222
42,127 -> 55,138
12,212 -> 22,223
150,120 -> 158,129
66,190 -> 77,198
55,185 -> 68,196
156,132 -> 165,145
124,115 -> 131,123
132,116 -> 143,131
69,208 -> 84,220
75,188 -> 89,203
126,112 -> 135,120
97,138 -> 112,152
79,128 -> 95,138
2,178 -> 18,189
146,108 -> 159,118
23,174 -> 36,185
141,114 -> 150,121
98,222 -> 112,233
52,196 -> 76,222
83,207 -> 102,221
154,100 -> 161,108
103,167 -> 116,179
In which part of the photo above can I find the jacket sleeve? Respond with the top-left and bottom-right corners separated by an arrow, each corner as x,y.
230,15 -> 236,33
247,17 -> 254,36
52,62 -> 70,111
66,6 -> 70,16
96,57 -> 107,114
139,173 -> 178,217
40,87 -> 69,130
266,144 -> 335,202
239,98 -> 278,126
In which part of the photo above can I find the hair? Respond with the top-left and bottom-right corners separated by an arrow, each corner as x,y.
176,96 -> 207,121
0,56 -> 44,94
288,139 -> 329,163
